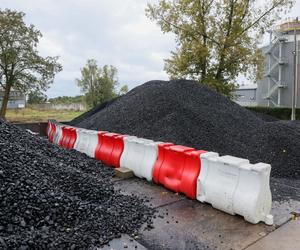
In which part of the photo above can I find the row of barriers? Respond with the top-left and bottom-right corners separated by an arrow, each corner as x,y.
46,120 -> 274,225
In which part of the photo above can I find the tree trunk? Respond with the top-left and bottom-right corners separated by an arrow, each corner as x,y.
0,82 -> 12,119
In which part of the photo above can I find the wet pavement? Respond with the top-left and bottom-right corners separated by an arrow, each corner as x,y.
102,176 -> 300,250
246,219 -> 300,250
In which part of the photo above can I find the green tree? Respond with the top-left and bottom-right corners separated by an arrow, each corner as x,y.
0,9 -> 62,118
76,59 -> 120,107
146,0 -> 293,97
119,85 -> 129,95
27,90 -> 47,104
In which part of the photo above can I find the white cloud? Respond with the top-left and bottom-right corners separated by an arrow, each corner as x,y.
1,0 -> 175,97
38,33 -> 64,57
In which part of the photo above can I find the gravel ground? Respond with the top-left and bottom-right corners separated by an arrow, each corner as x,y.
0,120 -> 154,249
72,80 -> 300,179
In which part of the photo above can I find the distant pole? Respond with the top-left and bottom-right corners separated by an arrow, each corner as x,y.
267,30 -> 272,107
296,38 -> 299,115
291,27 -> 297,120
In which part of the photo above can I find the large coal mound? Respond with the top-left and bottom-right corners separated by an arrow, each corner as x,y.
0,120 -> 154,249
72,80 -> 300,179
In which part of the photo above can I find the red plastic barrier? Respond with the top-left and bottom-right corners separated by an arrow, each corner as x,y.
95,132 -> 127,167
153,144 -> 206,199
59,126 -> 68,148
60,127 -> 77,149
48,122 -> 56,143
67,128 -> 77,149
151,142 -> 174,178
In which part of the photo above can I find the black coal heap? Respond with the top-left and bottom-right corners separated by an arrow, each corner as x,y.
0,120 -> 154,249
72,80 -> 300,179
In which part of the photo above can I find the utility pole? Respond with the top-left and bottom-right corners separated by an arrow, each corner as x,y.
267,30 -> 272,107
291,27 -> 298,120
296,37 -> 299,117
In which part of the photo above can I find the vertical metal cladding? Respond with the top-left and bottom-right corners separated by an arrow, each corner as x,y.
120,137 -> 165,181
197,152 -> 273,225
95,132 -> 127,167
152,144 -> 206,199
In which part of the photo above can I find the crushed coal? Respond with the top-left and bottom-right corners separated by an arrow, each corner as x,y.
71,80 -> 300,179
70,97 -> 118,125
0,120 -> 154,249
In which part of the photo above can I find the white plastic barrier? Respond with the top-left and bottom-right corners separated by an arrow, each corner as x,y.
53,123 -> 64,145
120,137 -> 160,181
73,128 -> 90,153
197,152 -> 273,225
77,130 -> 100,158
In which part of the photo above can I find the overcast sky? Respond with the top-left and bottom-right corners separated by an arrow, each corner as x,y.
2,0 -> 300,98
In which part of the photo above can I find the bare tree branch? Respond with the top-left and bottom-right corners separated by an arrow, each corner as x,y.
158,14 -> 221,46
240,0 -> 286,35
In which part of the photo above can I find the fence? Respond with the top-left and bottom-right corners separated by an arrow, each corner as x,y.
32,103 -> 86,111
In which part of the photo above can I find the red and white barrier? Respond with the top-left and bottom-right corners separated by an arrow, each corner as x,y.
152,144 -> 206,199
83,130 -> 101,158
46,120 -> 273,225
73,128 -> 90,153
48,122 -> 57,143
46,120 -> 52,137
197,153 -> 273,225
120,137 -> 162,181
53,123 -> 64,145
60,127 -> 77,149
95,132 -> 127,168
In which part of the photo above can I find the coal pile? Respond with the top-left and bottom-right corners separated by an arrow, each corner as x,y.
0,120 -> 154,249
71,80 -> 300,179
70,97 -> 118,125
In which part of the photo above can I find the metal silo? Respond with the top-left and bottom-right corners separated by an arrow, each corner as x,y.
257,18 -> 300,109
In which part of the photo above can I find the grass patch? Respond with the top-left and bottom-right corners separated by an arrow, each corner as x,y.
6,107 -> 84,123
246,106 -> 300,120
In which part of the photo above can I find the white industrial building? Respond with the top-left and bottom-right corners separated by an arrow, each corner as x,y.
0,89 -> 26,109
234,18 -> 300,109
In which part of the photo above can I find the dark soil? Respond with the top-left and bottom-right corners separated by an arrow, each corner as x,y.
0,120 -> 154,249
71,80 -> 300,179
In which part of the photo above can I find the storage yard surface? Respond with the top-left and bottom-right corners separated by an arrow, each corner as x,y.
103,176 -> 300,250
1,80 -> 300,249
